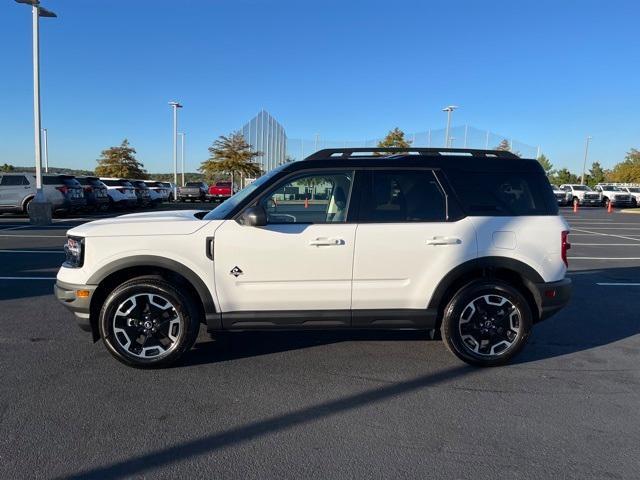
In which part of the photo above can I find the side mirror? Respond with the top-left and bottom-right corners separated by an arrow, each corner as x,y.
239,205 -> 267,227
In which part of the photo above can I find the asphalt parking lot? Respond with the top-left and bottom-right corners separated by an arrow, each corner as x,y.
1,206 -> 639,479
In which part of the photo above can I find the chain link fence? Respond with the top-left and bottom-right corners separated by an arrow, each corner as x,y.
286,126 -> 539,162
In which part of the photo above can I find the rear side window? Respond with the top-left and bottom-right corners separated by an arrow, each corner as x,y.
1,175 -> 30,186
447,170 -> 557,216
359,170 -> 446,222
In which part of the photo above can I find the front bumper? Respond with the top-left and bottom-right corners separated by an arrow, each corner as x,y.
579,197 -> 602,206
54,280 -> 97,333
531,278 -> 572,322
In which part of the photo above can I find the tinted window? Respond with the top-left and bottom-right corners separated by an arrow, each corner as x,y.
186,182 -> 202,187
359,170 -> 446,222
1,175 -> 29,186
75,177 -> 89,185
62,178 -> 80,187
259,171 -> 353,224
43,176 -> 64,185
448,170 -> 557,216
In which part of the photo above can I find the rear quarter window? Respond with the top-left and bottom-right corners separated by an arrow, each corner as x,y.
446,169 -> 558,216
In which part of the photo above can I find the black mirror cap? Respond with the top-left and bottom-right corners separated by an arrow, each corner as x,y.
239,205 -> 267,227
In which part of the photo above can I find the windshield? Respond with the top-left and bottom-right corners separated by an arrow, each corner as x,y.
628,187 -> 640,193
606,186 -> 622,191
572,185 -> 591,191
203,164 -> 288,220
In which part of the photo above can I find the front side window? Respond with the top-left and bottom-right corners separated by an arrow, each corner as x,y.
360,170 -> 446,222
259,171 -> 353,224
0,175 -> 29,186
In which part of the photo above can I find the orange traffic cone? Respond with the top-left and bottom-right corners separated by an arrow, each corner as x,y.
573,201 -> 578,213
304,197 -> 309,209
607,200 -> 613,213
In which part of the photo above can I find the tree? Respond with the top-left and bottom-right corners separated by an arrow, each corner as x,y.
537,154 -> 554,177
587,161 -> 607,187
610,149 -> 640,183
377,128 -> 411,151
495,139 -> 511,151
0,163 -> 15,172
95,139 -> 147,178
199,132 -> 262,190
552,168 -> 579,185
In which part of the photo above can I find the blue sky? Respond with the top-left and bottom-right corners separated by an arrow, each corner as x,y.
1,0 -> 638,173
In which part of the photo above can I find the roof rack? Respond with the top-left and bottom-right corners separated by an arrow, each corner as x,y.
303,147 -> 520,161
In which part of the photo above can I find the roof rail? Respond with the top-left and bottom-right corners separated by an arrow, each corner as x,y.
303,147 -> 520,161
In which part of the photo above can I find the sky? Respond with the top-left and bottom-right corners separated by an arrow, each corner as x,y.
1,0 -> 639,174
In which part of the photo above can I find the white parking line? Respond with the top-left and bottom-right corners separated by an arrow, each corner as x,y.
0,276 -> 56,280
0,250 -> 63,254
571,243 -> 640,246
572,228 -> 640,243
568,257 -> 640,260
0,234 -> 66,238
596,283 -> 640,286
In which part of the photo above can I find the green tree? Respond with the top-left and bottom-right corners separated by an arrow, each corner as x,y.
586,161 -> 607,187
95,139 -> 147,179
552,168 -> 579,185
377,128 -> 412,151
199,132 -> 262,189
610,149 -> 640,183
537,154 -> 554,177
0,163 -> 15,172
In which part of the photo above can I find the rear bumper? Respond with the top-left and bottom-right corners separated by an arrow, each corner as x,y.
54,280 -> 97,333
531,278 -> 572,322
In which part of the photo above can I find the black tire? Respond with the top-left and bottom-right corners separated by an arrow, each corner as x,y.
440,280 -> 532,367
99,277 -> 201,368
22,196 -> 34,215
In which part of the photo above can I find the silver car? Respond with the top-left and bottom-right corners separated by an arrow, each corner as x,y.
0,173 -> 85,215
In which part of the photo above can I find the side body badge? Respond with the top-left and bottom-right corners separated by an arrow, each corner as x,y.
230,266 -> 243,277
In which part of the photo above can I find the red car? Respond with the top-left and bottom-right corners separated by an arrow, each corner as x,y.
207,181 -> 233,202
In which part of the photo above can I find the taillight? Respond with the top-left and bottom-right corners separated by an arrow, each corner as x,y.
56,186 -> 69,195
561,230 -> 570,267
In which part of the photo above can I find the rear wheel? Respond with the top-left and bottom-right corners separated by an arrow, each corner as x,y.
441,280 -> 532,367
99,278 -> 200,368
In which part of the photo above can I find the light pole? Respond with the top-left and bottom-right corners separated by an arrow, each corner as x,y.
16,0 -> 56,225
178,132 -> 185,186
169,101 -> 182,200
41,127 -> 49,173
581,135 -> 592,185
442,105 -> 458,147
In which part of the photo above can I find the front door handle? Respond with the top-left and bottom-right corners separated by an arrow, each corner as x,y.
426,236 -> 462,246
308,237 -> 344,246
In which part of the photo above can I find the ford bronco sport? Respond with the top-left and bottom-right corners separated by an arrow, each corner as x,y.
55,148 -> 572,368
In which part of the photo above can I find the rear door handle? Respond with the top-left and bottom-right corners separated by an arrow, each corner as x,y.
308,237 -> 344,246
426,236 -> 462,246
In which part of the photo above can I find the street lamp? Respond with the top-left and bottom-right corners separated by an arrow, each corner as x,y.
581,135 -> 592,185
442,105 -> 458,148
41,127 -> 49,173
178,132 -> 185,187
15,0 -> 57,225
168,101 -> 183,200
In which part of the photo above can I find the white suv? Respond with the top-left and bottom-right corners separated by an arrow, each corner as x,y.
55,148 -> 572,368
594,184 -> 636,208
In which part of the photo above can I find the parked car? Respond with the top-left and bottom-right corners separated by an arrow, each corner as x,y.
178,182 -> 208,202
129,180 -> 153,207
559,184 -> 602,207
100,178 -> 137,209
621,186 -> 640,204
1,172 -> 70,215
207,181 -> 233,202
43,175 -> 87,213
594,184 -> 637,208
550,184 -> 571,206
56,147 -> 572,369
75,176 -> 109,212
165,182 -> 177,202
144,181 -> 171,202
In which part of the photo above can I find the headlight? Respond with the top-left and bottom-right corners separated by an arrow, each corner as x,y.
64,236 -> 84,268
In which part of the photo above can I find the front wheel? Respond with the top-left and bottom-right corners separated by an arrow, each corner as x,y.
440,280 -> 532,367
99,278 -> 200,368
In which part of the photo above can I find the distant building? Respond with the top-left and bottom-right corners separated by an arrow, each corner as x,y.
240,110 -> 287,174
